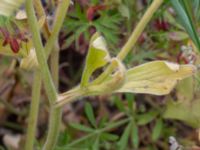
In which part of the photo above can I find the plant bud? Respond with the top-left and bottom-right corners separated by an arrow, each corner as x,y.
20,48 -> 38,71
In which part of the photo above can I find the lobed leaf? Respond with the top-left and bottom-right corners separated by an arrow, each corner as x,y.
117,61 -> 196,95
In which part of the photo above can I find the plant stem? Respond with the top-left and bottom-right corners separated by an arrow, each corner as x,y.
50,42 -> 59,88
25,0 -> 57,105
45,0 -> 70,57
117,0 -> 163,60
33,0 -> 51,38
25,71 -> 41,150
25,1 -> 61,150
92,0 -> 164,85
43,108 -> 62,150
44,42 -> 62,150
44,1 -> 71,148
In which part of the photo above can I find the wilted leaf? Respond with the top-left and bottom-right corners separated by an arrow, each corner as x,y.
20,48 -> 38,71
168,31 -> 189,41
176,77 -> 194,101
117,61 -> 196,95
81,32 -> 110,87
118,4 -> 130,19
164,100 -> 200,128
15,10 -> 27,20
0,0 -> 25,17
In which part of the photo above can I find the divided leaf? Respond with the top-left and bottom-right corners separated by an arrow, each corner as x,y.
81,32 -> 110,87
117,61 -> 196,95
0,0 -> 25,17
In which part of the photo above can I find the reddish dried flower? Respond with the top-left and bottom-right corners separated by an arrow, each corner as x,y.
0,27 -> 28,53
154,19 -> 169,31
17,32 -> 28,42
9,38 -> 20,53
86,5 -> 107,21
0,28 -> 9,38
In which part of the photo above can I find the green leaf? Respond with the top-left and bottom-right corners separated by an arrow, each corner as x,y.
92,136 -> 100,150
84,102 -> 96,128
152,119 -> 163,141
117,123 -> 131,150
81,32 -> 110,87
170,0 -> 200,51
131,121 -> 139,149
0,0 -> 25,17
69,123 -> 94,132
137,110 -> 158,125
57,130 -> 70,146
100,133 -> 119,141
113,95 -> 126,112
117,61 -> 196,95
118,4 -> 130,19
125,93 -> 135,111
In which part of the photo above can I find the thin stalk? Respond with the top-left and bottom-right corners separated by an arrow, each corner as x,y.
45,0 -> 70,57
117,0 -> 163,60
25,1 -> 60,150
92,0 -> 164,85
44,42 -> 62,150
45,1 -> 71,148
33,0 -> 51,38
26,0 -> 57,105
50,42 -> 59,88
25,71 -> 41,150
43,108 -> 62,150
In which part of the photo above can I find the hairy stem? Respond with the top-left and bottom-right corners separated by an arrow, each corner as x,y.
50,42 -> 59,88
25,1 -> 60,150
25,71 -> 41,150
45,0 -> 70,57
43,42 -> 62,150
33,0 -> 51,38
92,0 -> 164,85
26,0 -> 57,105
